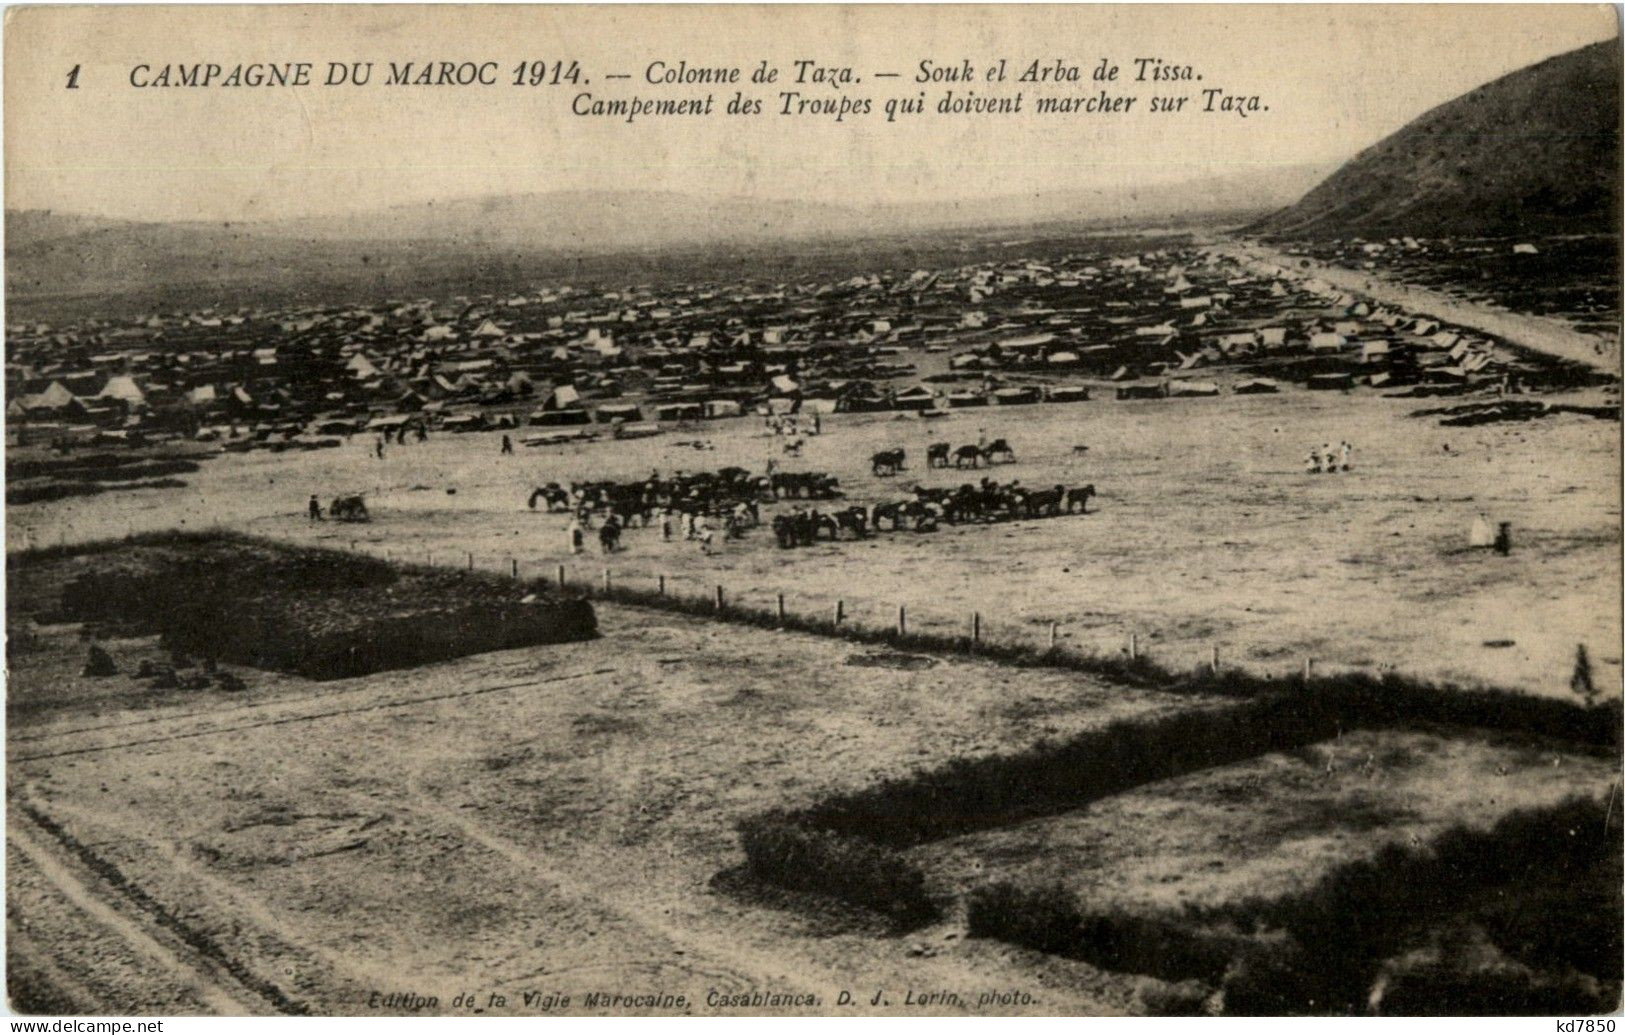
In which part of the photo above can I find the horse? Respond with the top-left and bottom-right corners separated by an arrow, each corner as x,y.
926,442 -> 951,468
982,438 -> 1016,464
871,448 -> 906,476
1064,484 -> 1096,514
954,444 -> 983,469
870,500 -> 910,531
831,506 -> 870,539
771,514 -> 798,548
1023,485 -> 1067,519
528,485 -> 569,511
329,495 -> 370,522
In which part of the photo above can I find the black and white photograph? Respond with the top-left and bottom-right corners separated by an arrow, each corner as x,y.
3,3 -> 1621,1018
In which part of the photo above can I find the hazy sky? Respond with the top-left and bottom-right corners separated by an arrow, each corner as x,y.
5,4 -> 1618,222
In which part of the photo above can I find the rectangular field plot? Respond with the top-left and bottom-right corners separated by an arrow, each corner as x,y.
909,728 -> 1615,911
11,532 -> 596,681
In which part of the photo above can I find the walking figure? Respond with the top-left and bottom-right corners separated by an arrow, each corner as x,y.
308,494 -> 323,522
500,434 -> 514,455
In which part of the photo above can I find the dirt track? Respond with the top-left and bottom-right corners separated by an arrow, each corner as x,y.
1225,241 -> 1622,374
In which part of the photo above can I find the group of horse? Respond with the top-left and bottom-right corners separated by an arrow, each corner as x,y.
871,439 -> 1016,476
528,466 -> 844,529
770,478 -> 1096,548
875,478 -> 1095,531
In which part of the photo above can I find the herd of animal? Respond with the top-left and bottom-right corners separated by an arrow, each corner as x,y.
528,466 -> 841,529
515,434 -> 1098,552
771,479 -> 1095,547
872,439 -> 1016,476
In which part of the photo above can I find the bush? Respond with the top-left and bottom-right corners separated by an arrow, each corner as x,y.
966,797 -> 1622,1015
794,695 -> 1345,847
737,811 -> 936,924
968,881 -> 1252,985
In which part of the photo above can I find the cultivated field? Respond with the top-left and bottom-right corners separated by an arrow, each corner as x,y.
11,386 -> 1618,698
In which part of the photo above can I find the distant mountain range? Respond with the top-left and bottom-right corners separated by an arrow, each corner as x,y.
5,166 -> 1325,307
1250,39 -> 1622,238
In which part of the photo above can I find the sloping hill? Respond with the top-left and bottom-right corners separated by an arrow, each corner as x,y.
1251,39 -> 1622,238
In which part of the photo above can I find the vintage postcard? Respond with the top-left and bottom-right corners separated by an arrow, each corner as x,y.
4,3 -> 1621,1019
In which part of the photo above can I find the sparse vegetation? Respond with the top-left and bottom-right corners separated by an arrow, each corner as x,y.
963,796 -> 1622,1016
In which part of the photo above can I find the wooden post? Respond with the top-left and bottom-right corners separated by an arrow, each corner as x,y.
556,563 -> 566,587
1303,657 -> 1314,681
603,568 -> 612,592
897,604 -> 907,637
467,551 -> 474,570
970,611 -> 981,646
834,599 -> 845,627
658,574 -> 667,597
776,593 -> 786,622
1128,632 -> 1138,659
1048,622 -> 1058,650
1210,644 -> 1219,671
510,558 -> 518,579
714,585 -> 725,611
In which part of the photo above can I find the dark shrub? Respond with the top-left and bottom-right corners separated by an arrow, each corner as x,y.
737,811 -> 936,924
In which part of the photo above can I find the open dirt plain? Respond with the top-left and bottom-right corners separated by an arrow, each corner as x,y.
10,601 -> 1228,1015
10,386 -> 1619,697
7,384 -> 1620,1014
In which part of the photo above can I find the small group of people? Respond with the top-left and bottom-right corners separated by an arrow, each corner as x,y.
373,424 -> 427,457
1307,441 -> 1354,474
567,506 -> 737,557
766,414 -> 821,437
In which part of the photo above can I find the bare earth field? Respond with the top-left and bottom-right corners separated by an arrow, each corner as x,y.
9,604 -> 1220,1015
10,388 -> 1618,697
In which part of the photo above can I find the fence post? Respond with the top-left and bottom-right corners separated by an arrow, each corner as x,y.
511,558 -> 518,579
658,574 -> 667,597
834,599 -> 845,627
1128,632 -> 1138,659
1303,657 -> 1314,681
603,568 -> 612,593
1210,644 -> 1220,672
556,563 -> 566,587
1048,622 -> 1058,650
970,611 -> 981,647
467,551 -> 474,570
776,593 -> 786,623
897,604 -> 907,637
714,584 -> 725,611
